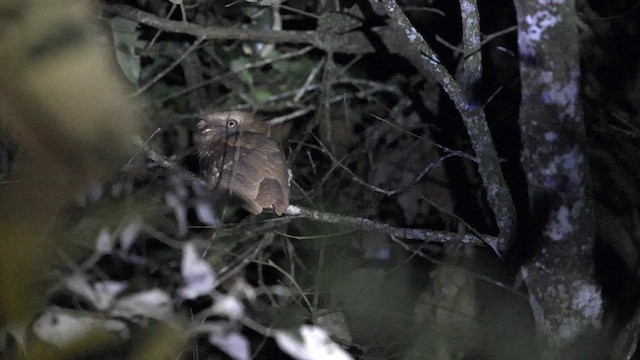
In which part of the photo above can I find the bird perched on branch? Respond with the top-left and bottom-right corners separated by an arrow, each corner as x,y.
197,111 -> 291,215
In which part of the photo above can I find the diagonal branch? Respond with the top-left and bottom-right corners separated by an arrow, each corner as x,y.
372,0 -> 516,242
102,4 -> 397,55
285,204 -> 504,251
134,137 -> 505,252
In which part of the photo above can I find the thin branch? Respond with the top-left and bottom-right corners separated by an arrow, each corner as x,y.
133,136 -> 210,189
294,56 -> 326,102
481,25 -> 517,46
373,0 -> 516,241
389,235 -> 522,297
459,0 -> 482,85
285,204 -> 506,251
311,133 -> 466,199
157,46 -> 313,103
134,137 -> 505,251
133,38 -> 204,97
102,4 -> 387,55
369,113 -> 478,163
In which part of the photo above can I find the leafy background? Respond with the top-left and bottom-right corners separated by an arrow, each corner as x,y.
1,0 -> 639,359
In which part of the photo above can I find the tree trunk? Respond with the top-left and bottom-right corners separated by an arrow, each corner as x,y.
513,0 -> 603,347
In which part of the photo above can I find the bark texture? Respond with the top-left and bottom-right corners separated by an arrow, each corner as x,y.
514,0 -> 602,346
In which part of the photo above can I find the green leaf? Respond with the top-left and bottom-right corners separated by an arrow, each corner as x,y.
230,58 -> 253,86
251,89 -> 272,103
110,17 -> 141,84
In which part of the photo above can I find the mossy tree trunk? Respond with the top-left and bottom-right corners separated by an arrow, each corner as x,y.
514,0 -> 603,348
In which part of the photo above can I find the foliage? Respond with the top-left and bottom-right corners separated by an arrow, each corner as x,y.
1,0 -> 639,359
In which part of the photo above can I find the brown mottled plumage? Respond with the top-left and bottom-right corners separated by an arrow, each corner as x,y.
198,111 -> 291,215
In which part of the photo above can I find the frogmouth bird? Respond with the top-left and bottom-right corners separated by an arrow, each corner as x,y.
197,111 -> 291,215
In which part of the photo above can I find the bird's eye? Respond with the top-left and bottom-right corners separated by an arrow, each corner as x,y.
226,119 -> 238,129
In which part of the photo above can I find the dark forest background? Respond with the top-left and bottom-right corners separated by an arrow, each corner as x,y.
1,0 -> 639,359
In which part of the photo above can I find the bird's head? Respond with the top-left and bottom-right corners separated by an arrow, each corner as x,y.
197,111 -> 269,142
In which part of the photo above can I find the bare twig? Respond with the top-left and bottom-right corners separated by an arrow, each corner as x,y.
311,133 -> 465,199
373,0 -> 516,241
285,204 -> 506,251
294,57 -> 326,102
388,235 -> 522,297
134,137 -> 505,251
133,136 -> 210,189
102,4 -> 388,55
158,46 -> 313,103
459,0 -> 482,84
133,37 -> 204,97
